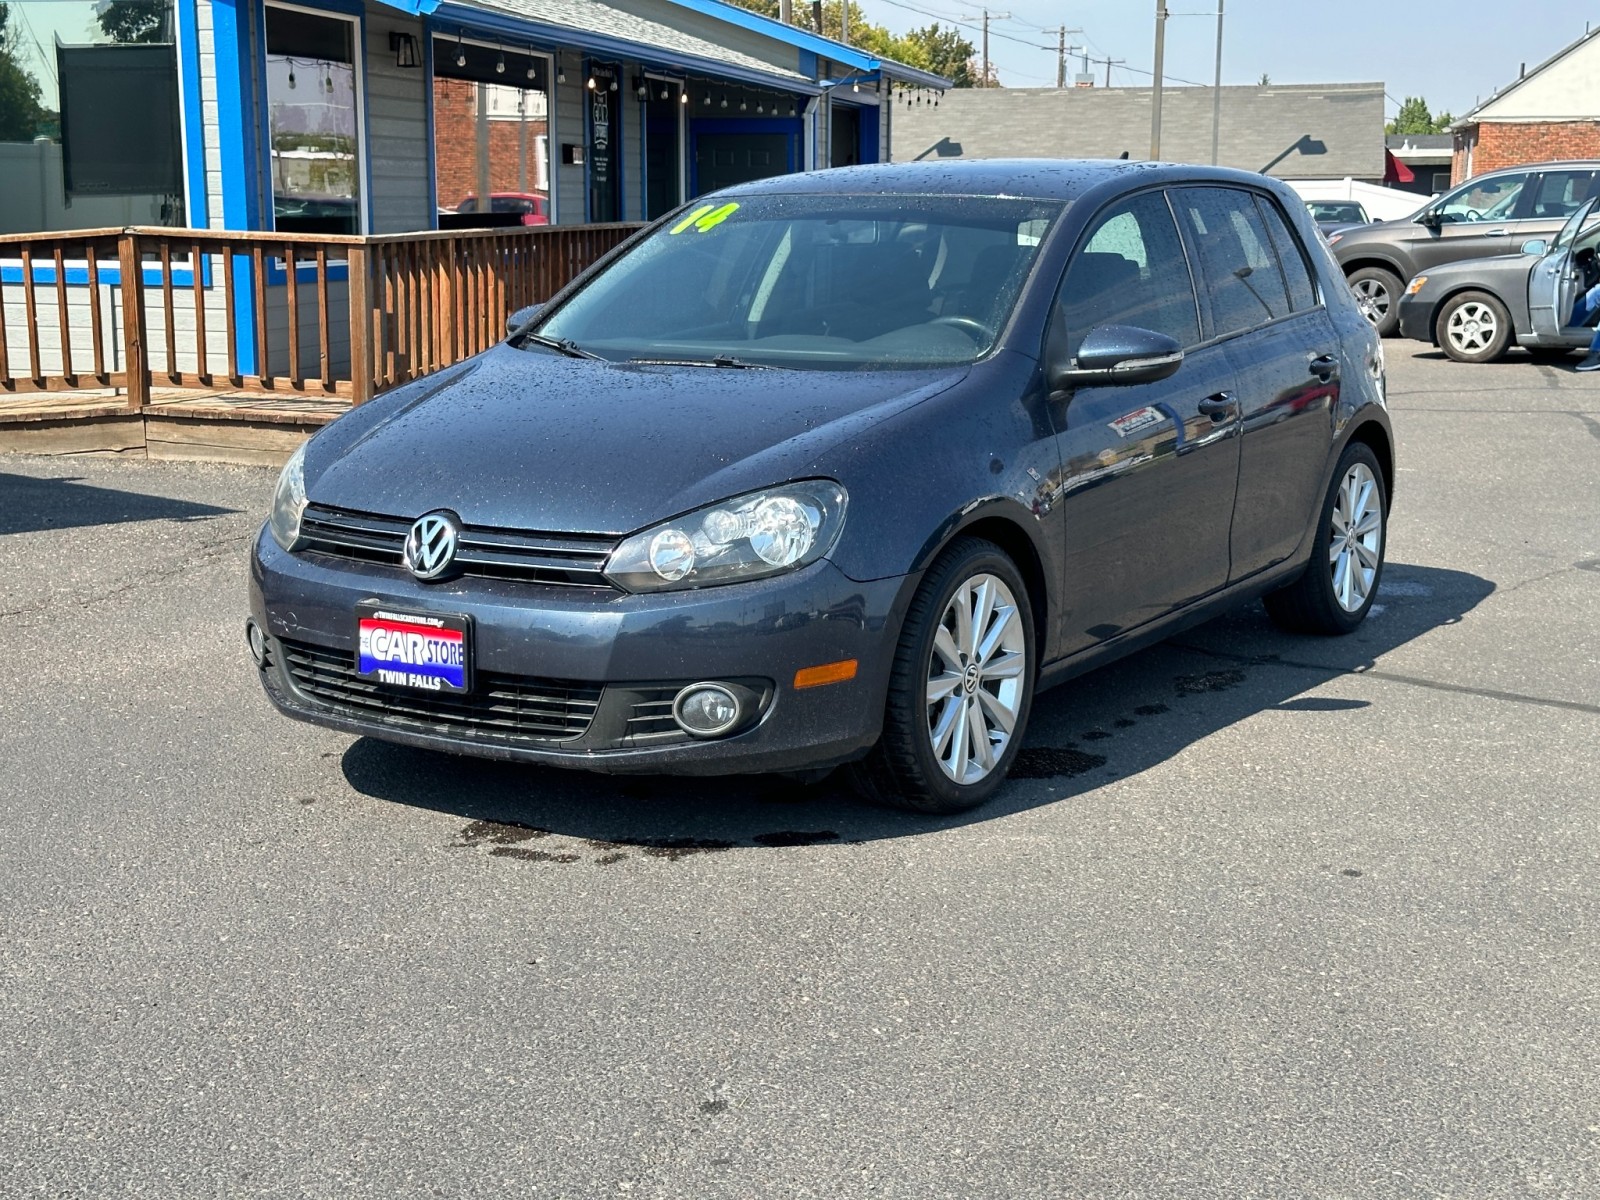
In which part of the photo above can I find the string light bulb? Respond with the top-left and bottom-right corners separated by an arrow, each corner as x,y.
454,35 -> 466,68
495,50 -> 505,74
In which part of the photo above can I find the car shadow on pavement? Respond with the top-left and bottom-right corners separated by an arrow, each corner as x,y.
339,562 -> 1494,860
0,471 -> 240,535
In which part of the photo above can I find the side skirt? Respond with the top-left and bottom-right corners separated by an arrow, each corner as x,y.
1035,557 -> 1309,693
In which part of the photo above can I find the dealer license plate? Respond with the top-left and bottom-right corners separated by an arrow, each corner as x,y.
356,605 -> 471,693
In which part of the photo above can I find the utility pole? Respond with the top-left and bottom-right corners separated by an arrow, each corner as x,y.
1149,0 -> 1168,160
1055,26 -> 1083,88
963,10 -> 1010,87
1210,0 -> 1225,164
779,0 -> 792,22
1099,55 -> 1124,88
840,0 -> 849,45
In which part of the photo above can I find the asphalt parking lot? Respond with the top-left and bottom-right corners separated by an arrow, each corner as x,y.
2,342 -> 1597,1198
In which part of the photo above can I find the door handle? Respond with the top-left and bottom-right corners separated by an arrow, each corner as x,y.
1197,391 -> 1237,421
1485,229 -> 1508,237
1308,353 -> 1339,381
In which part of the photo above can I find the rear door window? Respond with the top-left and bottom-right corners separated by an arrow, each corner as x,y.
1527,170 -> 1600,220
1171,187 -> 1291,337
1255,196 -> 1319,312
1051,190 -> 1201,358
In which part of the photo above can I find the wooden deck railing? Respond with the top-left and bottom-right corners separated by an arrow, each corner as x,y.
0,222 -> 643,409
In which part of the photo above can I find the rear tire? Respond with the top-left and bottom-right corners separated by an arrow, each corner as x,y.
1436,290 -> 1512,363
847,538 -> 1035,814
1264,442 -> 1388,636
1347,266 -> 1403,336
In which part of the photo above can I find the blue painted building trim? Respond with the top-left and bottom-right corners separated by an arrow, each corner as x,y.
423,30 -> 439,225
212,0 -> 260,375
175,0 -> 209,227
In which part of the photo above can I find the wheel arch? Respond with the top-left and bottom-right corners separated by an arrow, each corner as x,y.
1341,255 -> 1409,283
1342,418 -> 1394,504
909,502 -> 1053,656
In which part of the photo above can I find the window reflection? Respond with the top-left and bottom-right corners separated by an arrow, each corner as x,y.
265,5 -> 360,234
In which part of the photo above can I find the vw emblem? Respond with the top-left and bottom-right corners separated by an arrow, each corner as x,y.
403,510 -> 461,581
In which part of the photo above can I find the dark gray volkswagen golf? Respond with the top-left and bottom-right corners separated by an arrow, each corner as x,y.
248,160 -> 1393,813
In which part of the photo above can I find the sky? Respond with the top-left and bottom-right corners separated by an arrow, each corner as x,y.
855,0 -> 1600,120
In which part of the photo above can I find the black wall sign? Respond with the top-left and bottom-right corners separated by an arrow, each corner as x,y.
57,43 -> 184,199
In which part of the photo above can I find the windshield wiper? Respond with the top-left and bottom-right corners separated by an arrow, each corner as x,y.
627,353 -> 780,370
519,332 -> 602,360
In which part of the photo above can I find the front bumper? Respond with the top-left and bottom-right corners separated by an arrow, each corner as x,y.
249,526 -> 913,776
1397,293 -> 1435,343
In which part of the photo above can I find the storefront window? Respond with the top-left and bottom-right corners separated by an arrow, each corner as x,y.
265,4 -> 361,234
433,39 -> 551,229
0,0 -> 186,235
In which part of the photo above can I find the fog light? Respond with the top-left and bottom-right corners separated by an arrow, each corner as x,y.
245,620 -> 267,667
673,683 -> 742,737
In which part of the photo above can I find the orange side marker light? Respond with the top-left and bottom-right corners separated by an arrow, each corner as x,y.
793,659 -> 858,690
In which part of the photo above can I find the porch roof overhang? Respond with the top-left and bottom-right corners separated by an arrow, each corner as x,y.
662,0 -> 951,91
371,0 -> 950,93
382,0 -> 819,92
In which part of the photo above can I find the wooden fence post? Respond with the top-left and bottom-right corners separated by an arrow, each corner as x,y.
348,242 -> 372,405
117,230 -> 149,412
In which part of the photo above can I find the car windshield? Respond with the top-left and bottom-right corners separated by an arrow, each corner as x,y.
531,193 -> 1065,369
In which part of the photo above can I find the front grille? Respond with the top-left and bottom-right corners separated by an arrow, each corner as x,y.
299,504 -> 620,589
280,638 -> 601,743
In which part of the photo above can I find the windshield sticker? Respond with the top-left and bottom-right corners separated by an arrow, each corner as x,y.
670,202 -> 740,235
1109,405 -> 1169,439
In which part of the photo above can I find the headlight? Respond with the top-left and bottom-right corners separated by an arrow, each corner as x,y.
605,481 -> 847,593
269,442 -> 308,551
1326,232 -> 1343,246
1405,275 -> 1428,295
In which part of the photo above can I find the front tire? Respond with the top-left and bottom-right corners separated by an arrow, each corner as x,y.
1436,291 -> 1512,363
1264,443 -> 1388,635
1347,266 -> 1403,336
848,538 -> 1035,814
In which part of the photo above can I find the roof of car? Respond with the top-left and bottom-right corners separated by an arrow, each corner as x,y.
715,158 -> 1289,203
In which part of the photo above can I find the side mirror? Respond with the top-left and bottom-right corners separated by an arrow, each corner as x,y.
505,303 -> 543,336
1520,238 -> 1549,256
1416,210 -> 1443,228
1050,324 -> 1184,390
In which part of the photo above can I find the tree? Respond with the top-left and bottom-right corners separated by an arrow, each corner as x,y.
902,24 -> 978,88
0,3 -> 47,142
1385,95 -> 1454,135
96,0 -> 169,44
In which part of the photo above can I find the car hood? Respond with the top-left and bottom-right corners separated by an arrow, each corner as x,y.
304,344 -> 970,535
1416,251 -> 1535,285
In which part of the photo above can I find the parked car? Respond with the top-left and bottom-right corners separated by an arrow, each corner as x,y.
1397,196 -> 1600,362
1328,161 -> 1600,335
247,160 -> 1393,813
454,192 -> 550,225
1307,199 -> 1371,236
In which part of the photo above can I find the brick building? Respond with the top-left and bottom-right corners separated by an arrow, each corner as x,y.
1452,25 -> 1600,183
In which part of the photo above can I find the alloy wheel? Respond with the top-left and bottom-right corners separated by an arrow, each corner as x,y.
925,573 -> 1027,785
1445,300 -> 1499,355
1328,462 -> 1383,613
1351,277 -> 1389,324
